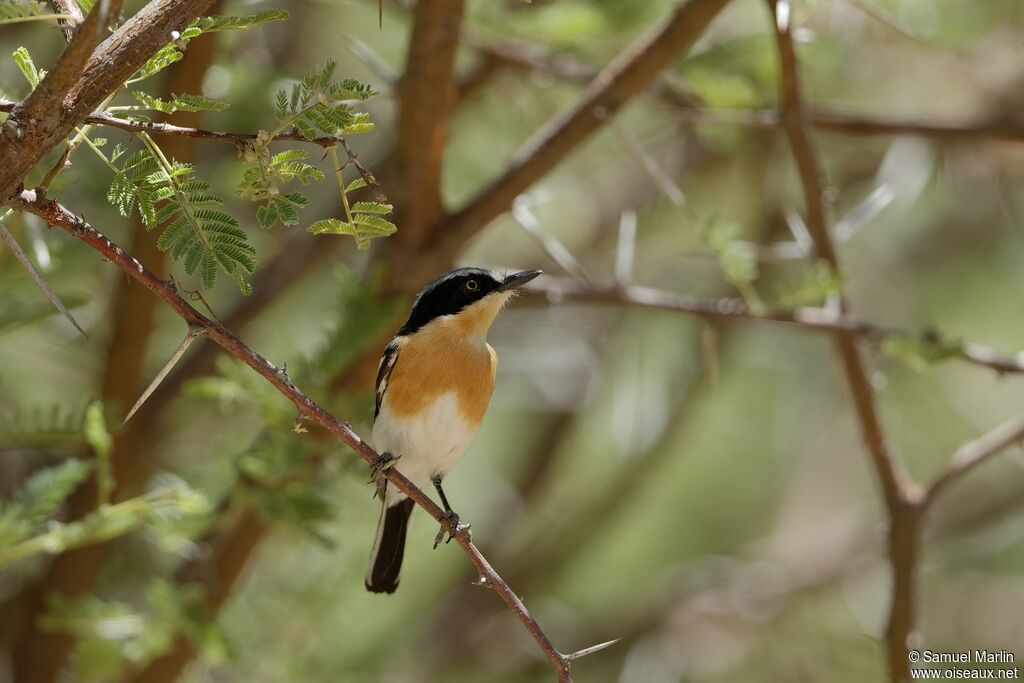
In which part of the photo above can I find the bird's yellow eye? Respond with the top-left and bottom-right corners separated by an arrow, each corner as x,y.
465,279 -> 479,292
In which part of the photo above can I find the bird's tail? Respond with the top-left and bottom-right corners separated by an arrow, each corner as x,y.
365,497 -> 415,594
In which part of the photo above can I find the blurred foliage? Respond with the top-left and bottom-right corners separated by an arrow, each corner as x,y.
2,1 -> 1024,682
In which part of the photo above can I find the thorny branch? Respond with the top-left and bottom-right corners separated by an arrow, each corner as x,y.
528,277 -> 1024,376
0,101 -> 380,190
0,0 -> 217,203
768,1 -> 917,679
10,189 -> 581,683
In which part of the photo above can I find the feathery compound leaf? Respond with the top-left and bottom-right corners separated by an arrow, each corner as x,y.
0,1 -> 51,23
110,142 -> 254,293
131,91 -> 229,114
191,9 -> 289,32
107,173 -> 137,217
16,459 -> 94,529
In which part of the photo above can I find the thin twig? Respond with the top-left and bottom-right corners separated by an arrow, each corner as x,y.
123,326 -> 205,424
0,216 -> 86,337
10,189 -> 577,683
527,277 -> 1024,376
924,416 -> 1024,509
0,100 -> 381,192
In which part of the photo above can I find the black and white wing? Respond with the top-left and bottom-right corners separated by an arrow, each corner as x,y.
374,338 -> 400,419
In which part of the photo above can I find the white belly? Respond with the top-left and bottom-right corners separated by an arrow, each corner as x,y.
373,392 -> 479,507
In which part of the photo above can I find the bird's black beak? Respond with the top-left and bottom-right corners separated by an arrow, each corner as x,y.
498,269 -> 543,292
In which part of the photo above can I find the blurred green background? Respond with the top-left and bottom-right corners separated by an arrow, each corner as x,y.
2,0 -> 1024,681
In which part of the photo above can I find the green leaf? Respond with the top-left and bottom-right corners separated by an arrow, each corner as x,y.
132,43 -> 184,82
83,402 -> 113,505
255,204 -> 279,229
881,333 -> 965,372
342,122 -> 375,135
351,201 -> 392,215
307,218 -> 353,236
114,143 -> 254,293
352,213 -> 397,237
16,459 -> 94,529
132,91 -> 229,114
107,173 -> 137,217
12,46 -> 40,88
345,177 -> 368,192
83,403 -> 111,460
190,9 -> 289,32
0,1 -> 52,25
775,262 -> 843,309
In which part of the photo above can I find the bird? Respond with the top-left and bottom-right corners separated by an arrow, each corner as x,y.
365,266 -> 542,594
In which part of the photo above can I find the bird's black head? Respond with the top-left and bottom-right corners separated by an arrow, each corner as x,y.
397,267 -> 541,336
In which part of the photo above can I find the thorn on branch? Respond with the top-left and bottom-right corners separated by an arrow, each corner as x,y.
123,326 -> 206,425
562,638 -> 621,662
0,218 -> 87,337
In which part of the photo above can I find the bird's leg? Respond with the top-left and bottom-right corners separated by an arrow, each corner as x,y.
432,475 -> 470,548
369,451 -> 398,500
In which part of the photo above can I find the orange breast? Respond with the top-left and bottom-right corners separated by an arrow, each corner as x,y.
384,322 -> 498,427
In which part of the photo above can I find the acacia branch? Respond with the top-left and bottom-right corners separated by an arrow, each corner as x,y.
528,277 -> 1024,375
767,2 -> 917,680
0,100 -> 380,191
402,0 -> 731,288
0,0 -> 216,203
11,188 -> 576,683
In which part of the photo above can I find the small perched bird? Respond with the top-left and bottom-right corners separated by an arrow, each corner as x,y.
365,267 -> 542,594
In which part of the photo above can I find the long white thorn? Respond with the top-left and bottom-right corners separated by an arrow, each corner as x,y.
563,637 -> 621,662
0,219 -> 87,337
123,326 -> 204,425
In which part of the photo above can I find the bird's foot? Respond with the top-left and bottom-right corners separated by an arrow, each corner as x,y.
368,452 -> 399,499
433,510 -> 471,549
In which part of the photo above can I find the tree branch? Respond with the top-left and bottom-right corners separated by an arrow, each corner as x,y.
0,101 -> 380,191
48,0 -> 85,44
0,0 -> 217,203
402,0 -> 732,288
471,38 -> 1024,144
10,189 -> 576,683
923,416 -> 1024,509
527,277 -> 1024,375
391,0 -> 465,246
674,107 -> 1024,143
767,2 -> 918,679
